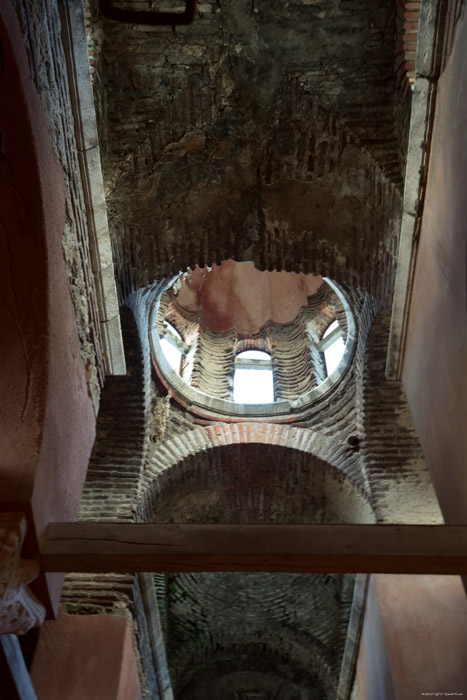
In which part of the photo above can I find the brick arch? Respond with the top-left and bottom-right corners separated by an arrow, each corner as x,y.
138,423 -> 374,523
174,640 -> 334,700
167,570 -> 347,699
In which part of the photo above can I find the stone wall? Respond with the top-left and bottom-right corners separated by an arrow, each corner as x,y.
12,0 -> 105,407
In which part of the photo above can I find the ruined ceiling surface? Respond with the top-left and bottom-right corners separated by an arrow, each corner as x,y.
156,275 -> 346,402
170,261 -> 323,334
88,0 -> 408,301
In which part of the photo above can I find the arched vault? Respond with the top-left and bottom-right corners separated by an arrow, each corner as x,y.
138,423 -> 374,524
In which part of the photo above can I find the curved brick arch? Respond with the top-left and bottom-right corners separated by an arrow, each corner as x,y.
360,312 -> 443,524
167,570 -> 346,699
175,638 -> 335,700
138,423 -> 374,523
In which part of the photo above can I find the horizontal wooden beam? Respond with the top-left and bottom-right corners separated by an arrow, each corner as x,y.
37,523 -> 467,575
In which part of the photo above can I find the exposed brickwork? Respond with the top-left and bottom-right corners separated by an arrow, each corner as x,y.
78,307 -> 148,521
167,571 -> 352,699
395,1 -> 466,87
191,327 -> 237,399
62,303 -> 158,699
12,0 -> 105,406
395,0 -> 421,93
84,0 -> 405,310
156,280 -> 347,403
139,423 -> 373,524
143,445 -> 373,525
148,284 -> 376,481
360,312 -> 443,523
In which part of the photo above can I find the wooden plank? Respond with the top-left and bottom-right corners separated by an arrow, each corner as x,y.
38,523 -> 467,575
0,635 -> 37,700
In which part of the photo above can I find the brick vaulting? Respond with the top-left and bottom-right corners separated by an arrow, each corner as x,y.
6,0 -> 467,698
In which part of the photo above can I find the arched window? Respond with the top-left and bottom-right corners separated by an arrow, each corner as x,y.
321,320 -> 345,377
160,323 -> 184,374
233,350 -> 274,404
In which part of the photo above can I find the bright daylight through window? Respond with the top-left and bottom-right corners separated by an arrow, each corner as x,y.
151,268 -> 354,414
322,320 -> 346,377
160,323 -> 183,374
233,350 -> 274,404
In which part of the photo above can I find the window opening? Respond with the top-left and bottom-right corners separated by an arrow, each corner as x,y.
181,343 -> 196,383
233,350 -> 274,404
160,323 -> 184,374
322,320 -> 345,377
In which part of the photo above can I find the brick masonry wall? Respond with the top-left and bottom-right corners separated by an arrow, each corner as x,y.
12,0 -> 104,407
360,312 -> 443,523
148,284 -> 376,491
158,280 -> 346,403
167,571 -> 353,699
63,303 -> 159,699
139,425 -> 374,524
395,0 -> 421,93
190,327 -> 237,399
77,306 -> 148,520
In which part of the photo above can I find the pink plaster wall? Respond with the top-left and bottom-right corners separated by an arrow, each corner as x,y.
356,578 -> 394,700
402,13 -> 467,524
0,5 -> 96,611
30,609 -> 142,700
357,575 -> 467,699
173,260 -> 323,333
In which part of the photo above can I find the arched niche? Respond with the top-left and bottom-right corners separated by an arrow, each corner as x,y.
143,444 -> 373,524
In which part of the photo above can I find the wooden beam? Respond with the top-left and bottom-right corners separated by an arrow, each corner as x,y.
38,523 -> 467,574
